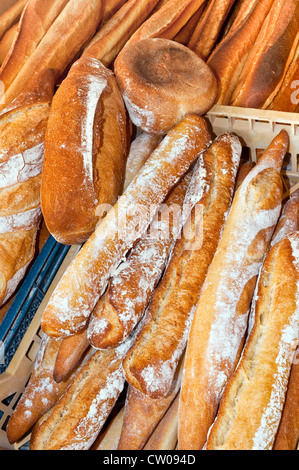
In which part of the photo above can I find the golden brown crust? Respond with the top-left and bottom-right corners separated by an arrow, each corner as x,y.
271,188 -> 299,247
231,0 -> 299,109
206,233 -> 299,450
30,339 -> 133,450
207,0 -> 275,105
41,115 -> 211,339
115,38 -> 217,135
173,3 -> 205,46
143,394 -> 179,450
0,22 -> 18,65
0,68 -> 55,305
0,0 -> 104,110
6,335 -> 74,444
0,0 -> 26,40
41,57 -> 128,245
188,0 -> 235,61
123,133 -> 242,399
0,0 -> 70,95
82,0 -> 160,67
87,171 -> 192,349
178,131 -> 287,450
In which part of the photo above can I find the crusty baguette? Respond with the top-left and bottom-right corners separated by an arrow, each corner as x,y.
143,394 -> 179,450
188,0 -> 236,61
41,115 -> 211,339
271,188 -> 299,247
87,171 -> 192,349
173,2 -> 206,45
205,231 -> 299,450
92,407 -> 124,450
178,130 -> 287,450
123,132 -> 161,191
6,334 -> 74,444
230,0 -> 299,110
207,0 -> 275,105
226,0 -> 259,35
0,0 -> 70,97
128,0 -> 206,44
0,0 -> 104,110
0,21 -> 18,65
0,0 -> 26,40
235,161 -> 255,191
101,0 -> 128,25
267,43 -> 299,112
123,133 -> 242,399
41,57 -> 128,245
0,68 -> 55,306
30,337 -> 134,450
118,356 -> 184,450
82,0 -> 160,67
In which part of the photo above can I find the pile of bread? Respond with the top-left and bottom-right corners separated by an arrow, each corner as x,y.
0,0 -> 299,451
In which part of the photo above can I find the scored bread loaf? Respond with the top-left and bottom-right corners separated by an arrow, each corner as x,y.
123,133 -> 242,399
82,0 -> 161,67
6,334 -> 75,445
230,0 -> 299,110
207,0 -> 275,105
0,68 -> 55,306
178,130 -> 287,450
41,56 -> 128,245
41,115 -> 211,339
87,171 -> 192,349
0,0 -> 104,110
205,231 -> 299,450
114,38 -> 217,135
30,336 -> 134,450
0,0 -> 70,97
188,0 -> 236,61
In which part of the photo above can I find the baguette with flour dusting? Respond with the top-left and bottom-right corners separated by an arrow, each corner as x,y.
205,231 -> 299,450
123,133 -> 242,399
41,114 -> 211,339
178,130 -> 288,450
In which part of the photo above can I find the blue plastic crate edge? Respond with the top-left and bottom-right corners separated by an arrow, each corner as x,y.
0,236 -> 71,374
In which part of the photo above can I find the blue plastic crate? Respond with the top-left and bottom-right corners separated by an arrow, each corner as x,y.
0,236 -> 71,375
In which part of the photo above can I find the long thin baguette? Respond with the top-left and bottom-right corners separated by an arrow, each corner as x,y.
128,0 -> 206,44
178,130 -> 287,450
0,0 -> 26,40
205,231 -> 299,450
41,115 -> 211,339
188,0 -> 236,61
0,0 -> 104,110
230,0 -> 299,110
173,2 -> 206,46
52,132 -> 161,383
118,356 -> 184,450
207,0 -> 275,105
92,407 -> 125,450
82,0 -> 160,67
0,22 -> 18,65
0,0 -> 70,96
87,171 -> 192,349
6,334 -> 75,444
30,337 -> 134,450
123,133 -> 242,399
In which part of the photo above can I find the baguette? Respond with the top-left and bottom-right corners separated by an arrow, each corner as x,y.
87,171 -> 192,349
188,0 -> 236,61
123,133 -> 242,399
0,22 -> 18,65
230,0 -> 299,110
41,57 -> 128,245
30,336 -> 134,450
143,394 -> 179,450
118,356 -> 184,450
178,130 -> 287,450
52,132 -> 160,383
0,0 -> 104,110
6,334 -> 74,444
205,231 -> 299,450
0,68 -> 55,306
92,407 -> 125,450
41,114 -> 211,339
82,0 -> 161,67
173,2 -> 206,46
207,0 -> 275,105
235,160 -> 255,191
128,0 -> 206,44
0,0 -> 70,97
271,188 -> 299,247
0,0 -> 26,40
